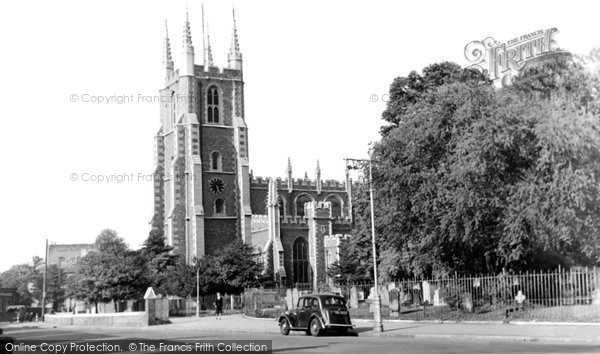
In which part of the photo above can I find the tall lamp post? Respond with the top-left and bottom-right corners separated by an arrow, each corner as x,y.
345,158 -> 383,332
41,238 -> 48,322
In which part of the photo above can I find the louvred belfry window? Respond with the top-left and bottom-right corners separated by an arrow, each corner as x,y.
207,86 -> 219,123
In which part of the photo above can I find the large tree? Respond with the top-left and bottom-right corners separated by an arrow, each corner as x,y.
213,240 -> 263,293
344,55 -> 600,279
155,258 -> 198,298
140,228 -> 176,289
67,229 -> 149,311
155,240 -> 264,297
33,264 -> 66,312
0,260 -> 40,305
499,93 -> 600,269
380,61 -> 489,135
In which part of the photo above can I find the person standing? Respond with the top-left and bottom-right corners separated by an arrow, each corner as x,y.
215,292 -> 223,320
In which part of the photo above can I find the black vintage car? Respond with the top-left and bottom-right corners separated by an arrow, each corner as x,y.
278,294 -> 354,336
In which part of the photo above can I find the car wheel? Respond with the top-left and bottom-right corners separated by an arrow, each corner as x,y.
279,318 -> 290,336
309,318 -> 321,337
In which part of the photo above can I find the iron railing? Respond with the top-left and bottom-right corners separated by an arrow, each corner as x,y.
243,267 -> 600,322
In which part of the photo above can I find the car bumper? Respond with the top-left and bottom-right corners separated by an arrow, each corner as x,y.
325,323 -> 355,328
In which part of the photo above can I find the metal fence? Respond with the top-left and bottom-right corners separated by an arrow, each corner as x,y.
242,288 -> 287,318
168,294 -> 243,317
243,267 -> 600,322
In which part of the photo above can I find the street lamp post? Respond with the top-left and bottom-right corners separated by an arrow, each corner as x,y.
345,158 -> 383,332
41,238 -> 48,322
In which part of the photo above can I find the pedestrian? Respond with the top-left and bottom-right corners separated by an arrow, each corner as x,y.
214,292 -> 223,320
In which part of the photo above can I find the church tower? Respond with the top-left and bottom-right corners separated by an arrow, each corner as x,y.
153,8 -> 251,263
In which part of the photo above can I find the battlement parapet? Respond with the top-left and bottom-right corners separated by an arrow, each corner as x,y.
326,233 -> 351,239
305,201 -> 332,218
314,201 -> 332,210
332,217 -> 352,225
164,65 -> 243,86
279,216 -> 308,225
323,179 -> 345,188
291,178 -> 346,191
250,176 -> 348,191
293,178 -> 316,187
251,214 -> 269,224
250,176 -> 269,186
325,233 -> 351,241
193,65 -> 242,80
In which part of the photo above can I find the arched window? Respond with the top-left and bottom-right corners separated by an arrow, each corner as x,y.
207,86 -> 219,123
325,195 -> 343,217
295,194 -> 313,217
292,237 -> 310,285
170,91 -> 176,128
215,198 -> 225,215
210,151 -> 222,171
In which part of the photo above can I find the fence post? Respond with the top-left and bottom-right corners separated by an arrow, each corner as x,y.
570,267 -> 574,306
558,265 -> 562,307
544,269 -> 549,307
592,267 -> 600,305
577,268 -> 582,305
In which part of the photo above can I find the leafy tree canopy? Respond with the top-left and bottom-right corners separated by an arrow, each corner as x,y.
0,261 -> 38,305
343,53 -> 600,280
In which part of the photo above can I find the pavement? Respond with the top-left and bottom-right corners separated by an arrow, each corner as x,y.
3,315 -> 600,346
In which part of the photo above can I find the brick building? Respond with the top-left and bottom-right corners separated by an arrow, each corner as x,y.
47,243 -> 95,274
152,10 -> 352,287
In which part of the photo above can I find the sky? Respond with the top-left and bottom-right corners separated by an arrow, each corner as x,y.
0,0 -> 598,272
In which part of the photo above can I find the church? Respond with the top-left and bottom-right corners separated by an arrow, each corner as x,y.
152,9 -> 353,287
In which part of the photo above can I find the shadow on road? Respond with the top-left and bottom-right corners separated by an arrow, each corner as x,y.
272,344 -> 330,353
353,325 -> 422,334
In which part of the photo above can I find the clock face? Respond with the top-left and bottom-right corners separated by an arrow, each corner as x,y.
209,178 -> 224,194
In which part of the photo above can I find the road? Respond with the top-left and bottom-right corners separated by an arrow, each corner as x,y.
2,327 -> 599,354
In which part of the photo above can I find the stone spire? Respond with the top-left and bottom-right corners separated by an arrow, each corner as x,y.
201,4 -> 213,70
286,158 -> 293,193
228,7 -> 243,70
315,160 -> 322,194
206,23 -> 214,67
182,11 -> 194,53
180,10 -> 195,76
286,157 -> 292,174
162,19 -> 174,78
